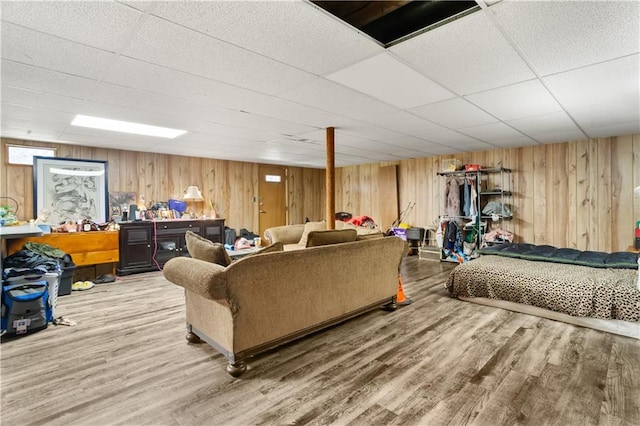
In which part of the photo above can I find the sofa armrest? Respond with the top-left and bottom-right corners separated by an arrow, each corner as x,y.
163,257 -> 228,301
264,224 -> 305,245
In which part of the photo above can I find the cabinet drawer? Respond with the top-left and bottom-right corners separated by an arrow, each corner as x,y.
156,224 -> 201,235
127,228 -> 151,243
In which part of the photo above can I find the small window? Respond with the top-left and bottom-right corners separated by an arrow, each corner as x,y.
7,145 -> 56,165
265,175 -> 282,183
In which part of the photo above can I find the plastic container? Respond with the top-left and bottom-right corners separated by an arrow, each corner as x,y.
393,228 -> 407,241
405,227 -> 425,241
442,159 -> 462,172
58,264 -> 76,296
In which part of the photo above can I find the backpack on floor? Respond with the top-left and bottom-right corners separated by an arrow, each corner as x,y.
1,281 -> 51,336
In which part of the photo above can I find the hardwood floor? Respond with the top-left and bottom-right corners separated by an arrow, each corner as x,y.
2,256 -> 639,425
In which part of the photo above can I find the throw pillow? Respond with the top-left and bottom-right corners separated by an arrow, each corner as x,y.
306,229 -> 357,247
185,231 -> 232,266
298,221 -> 326,247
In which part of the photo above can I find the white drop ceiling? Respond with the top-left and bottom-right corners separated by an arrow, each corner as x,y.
1,0 -> 638,168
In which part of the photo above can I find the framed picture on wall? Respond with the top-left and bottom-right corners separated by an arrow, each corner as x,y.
33,156 -> 109,224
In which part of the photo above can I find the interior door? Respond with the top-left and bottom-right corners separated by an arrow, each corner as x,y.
258,165 -> 287,243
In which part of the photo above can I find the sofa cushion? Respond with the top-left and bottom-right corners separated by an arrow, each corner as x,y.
306,229 -> 357,247
255,241 -> 284,254
298,221 -> 326,247
185,231 -> 232,266
356,232 -> 384,241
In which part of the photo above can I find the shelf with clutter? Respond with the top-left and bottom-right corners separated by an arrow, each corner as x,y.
436,166 -> 514,263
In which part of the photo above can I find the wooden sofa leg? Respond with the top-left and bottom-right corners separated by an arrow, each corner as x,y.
186,331 -> 202,343
226,360 -> 247,377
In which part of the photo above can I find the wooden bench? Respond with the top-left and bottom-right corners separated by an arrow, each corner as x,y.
7,231 -> 119,280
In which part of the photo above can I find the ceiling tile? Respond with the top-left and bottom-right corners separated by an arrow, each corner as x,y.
544,55 -> 640,109
493,1 -> 640,76
1,85 -> 86,112
242,97 -> 355,130
390,9 -> 535,95
1,123 -> 65,141
385,136 -> 453,156
201,110 -> 317,136
459,122 -> 537,146
0,1 -> 143,51
325,53 -> 454,109
279,78 -> 398,121
74,101 -> 202,132
187,122 -> 273,143
1,127 -> 58,142
59,127 -> 179,149
339,123 -> 404,143
569,97 -> 640,138
410,97 -> 498,129
507,111 -> 586,141
363,111 -> 446,135
149,0 -> 384,75
1,103 -> 75,125
102,56 -> 273,110
458,141 -> 512,151
1,23 -> 117,80
186,132 -> 265,150
89,83 -> 241,124
486,138 -> 540,148
421,129 -> 489,148
122,16 -> 316,96
264,138 -> 326,155
1,60 -> 97,99
466,79 -> 563,121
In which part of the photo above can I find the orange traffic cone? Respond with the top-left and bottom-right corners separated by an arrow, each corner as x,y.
396,274 -> 412,306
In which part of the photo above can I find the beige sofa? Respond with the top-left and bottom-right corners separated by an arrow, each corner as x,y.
163,235 -> 405,376
265,220 -> 383,250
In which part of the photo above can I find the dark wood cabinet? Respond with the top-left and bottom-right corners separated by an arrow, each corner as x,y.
117,219 -> 225,275
116,222 -> 154,275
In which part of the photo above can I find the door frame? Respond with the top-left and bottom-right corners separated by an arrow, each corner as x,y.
257,165 -> 288,240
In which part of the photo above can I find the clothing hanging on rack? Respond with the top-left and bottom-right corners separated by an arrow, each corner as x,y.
444,176 -> 464,217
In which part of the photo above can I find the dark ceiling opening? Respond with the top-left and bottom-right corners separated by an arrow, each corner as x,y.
312,0 -> 479,47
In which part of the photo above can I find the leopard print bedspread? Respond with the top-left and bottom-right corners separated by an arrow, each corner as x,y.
445,255 -> 640,322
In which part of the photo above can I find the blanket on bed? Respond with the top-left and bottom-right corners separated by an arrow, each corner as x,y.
446,255 -> 640,321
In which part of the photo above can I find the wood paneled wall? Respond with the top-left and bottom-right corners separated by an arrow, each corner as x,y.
3,134 -> 638,252
0,137 -> 325,233
335,134 -> 640,252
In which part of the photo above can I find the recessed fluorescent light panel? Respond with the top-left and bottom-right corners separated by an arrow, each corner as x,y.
71,115 -> 186,139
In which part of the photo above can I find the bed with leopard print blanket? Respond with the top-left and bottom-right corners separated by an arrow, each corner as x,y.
445,244 -> 640,339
